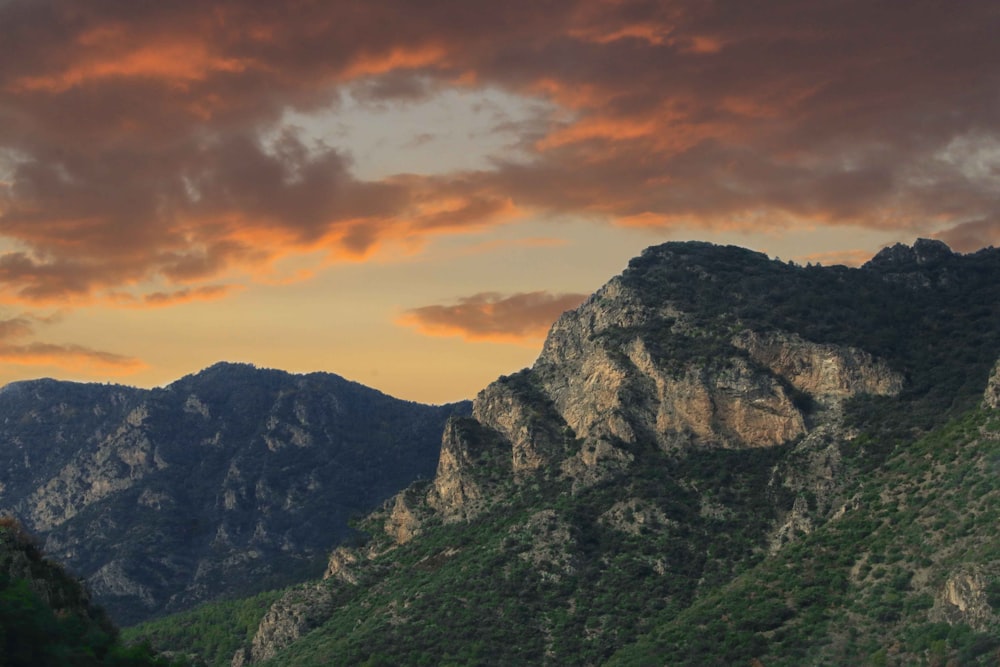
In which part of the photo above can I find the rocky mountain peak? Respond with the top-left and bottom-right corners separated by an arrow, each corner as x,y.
863,237 -> 954,271
374,242 -> 911,533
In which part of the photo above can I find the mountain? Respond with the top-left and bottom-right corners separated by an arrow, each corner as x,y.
0,362 -> 469,625
119,238 -> 1000,667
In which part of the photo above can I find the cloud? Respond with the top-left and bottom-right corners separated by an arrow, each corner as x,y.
0,342 -> 145,374
1,0 -> 999,304
106,284 -> 238,308
934,219 -> 1000,253
398,291 -> 587,344
0,315 -> 34,340
0,313 -> 144,374
142,284 -> 237,307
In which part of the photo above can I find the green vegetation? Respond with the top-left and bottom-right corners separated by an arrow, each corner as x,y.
122,591 -> 282,667
181,407 -> 991,665
612,408 -> 1000,666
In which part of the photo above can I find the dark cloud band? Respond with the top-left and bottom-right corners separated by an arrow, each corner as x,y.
0,0 -> 997,304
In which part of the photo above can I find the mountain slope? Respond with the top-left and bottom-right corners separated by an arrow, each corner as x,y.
611,400 -> 1000,666
0,362 -> 468,624
129,240 -> 1000,665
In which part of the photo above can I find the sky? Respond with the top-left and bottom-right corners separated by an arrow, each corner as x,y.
1,0 -> 999,404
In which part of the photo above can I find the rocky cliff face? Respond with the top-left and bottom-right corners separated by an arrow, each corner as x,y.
0,363 -> 468,624
231,581 -> 340,667
411,270 -> 902,523
252,245 -> 923,554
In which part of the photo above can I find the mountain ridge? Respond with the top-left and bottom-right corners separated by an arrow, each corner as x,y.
201,238 -> 1000,666
0,362 -> 469,624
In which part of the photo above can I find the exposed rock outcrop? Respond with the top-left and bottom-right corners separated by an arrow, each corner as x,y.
864,238 -> 954,271
929,566 -> 999,632
323,546 -> 361,584
600,498 -> 673,537
383,489 -> 425,545
426,417 -> 512,522
232,582 -> 341,666
768,495 -> 814,554
398,256 -> 904,524
624,339 -> 806,449
533,279 -> 670,447
25,416 -> 165,531
863,238 -> 959,288
984,359 -> 1000,409
472,378 -> 569,474
733,330 -> 903,406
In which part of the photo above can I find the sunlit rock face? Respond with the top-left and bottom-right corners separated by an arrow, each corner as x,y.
408,243 -> 906,522
930,566 -> 1000,632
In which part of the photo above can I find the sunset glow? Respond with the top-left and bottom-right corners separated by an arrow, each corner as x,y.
1,1 -> 998,402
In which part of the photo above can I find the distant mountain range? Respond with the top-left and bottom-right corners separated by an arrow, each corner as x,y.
0,362 -> 468,624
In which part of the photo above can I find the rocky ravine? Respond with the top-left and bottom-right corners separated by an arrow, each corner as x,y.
0,362 -> 468,624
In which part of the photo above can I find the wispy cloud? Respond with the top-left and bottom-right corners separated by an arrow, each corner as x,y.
108,284 -> 238,308
0,314 -> 144,374
398,291 -> 587,344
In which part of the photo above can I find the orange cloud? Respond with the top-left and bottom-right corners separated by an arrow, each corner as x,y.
0,315 -> 34,341
398,291 -> 587,344
10,41 -> 250,93
342,44 -> 450,79
536,117 -> 659,151
0,343 -> 145,374
0,314 -> 144,374
569,23 -> 671,47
